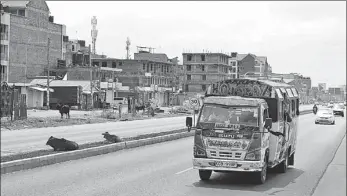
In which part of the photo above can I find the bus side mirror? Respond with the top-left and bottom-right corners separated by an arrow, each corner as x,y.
265,118 -> 272,129
186,117 -> 192,127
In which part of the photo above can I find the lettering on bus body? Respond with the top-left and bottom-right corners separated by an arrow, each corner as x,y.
208,79 -> 273,98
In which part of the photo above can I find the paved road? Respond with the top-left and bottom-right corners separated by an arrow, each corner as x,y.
1,105 -> 314,156
2,113 -> 345,196
312,136 -> 346,196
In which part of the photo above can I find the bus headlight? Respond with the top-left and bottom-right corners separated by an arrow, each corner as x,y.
245,149 -> 261,161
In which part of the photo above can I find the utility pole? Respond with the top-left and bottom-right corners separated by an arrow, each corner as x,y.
46,38 -> 50,110
89,44 -> 93,109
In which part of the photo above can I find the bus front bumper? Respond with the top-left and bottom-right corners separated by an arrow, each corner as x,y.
192,158 -> 264,172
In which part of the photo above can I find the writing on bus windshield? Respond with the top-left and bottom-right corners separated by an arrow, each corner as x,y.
199,105 -> 259,126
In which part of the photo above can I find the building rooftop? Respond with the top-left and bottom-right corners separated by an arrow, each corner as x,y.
1,1 -> 30,8
182,52 -> 230,58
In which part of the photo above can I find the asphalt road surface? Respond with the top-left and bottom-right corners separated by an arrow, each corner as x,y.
2,113 -> 345,196
1,105 -> 314,156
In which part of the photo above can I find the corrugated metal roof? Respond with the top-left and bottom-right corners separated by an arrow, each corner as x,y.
1,1 -> 30,7
204,96 -> 266,106
30,79 -> 98,92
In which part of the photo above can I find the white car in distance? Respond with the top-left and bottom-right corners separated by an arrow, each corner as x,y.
315,109 -> 335,125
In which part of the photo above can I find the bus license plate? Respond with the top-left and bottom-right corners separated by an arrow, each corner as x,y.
214,161 -> 236,168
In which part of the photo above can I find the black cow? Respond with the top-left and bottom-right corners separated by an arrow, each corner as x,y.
46,136 -> 79,151
135,104 -> 146,113
56,103 -> 70,119
102,132 -> 122,143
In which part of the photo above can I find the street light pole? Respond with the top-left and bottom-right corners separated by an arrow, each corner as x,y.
89,44 -> 93,109
46,38 -> 51,110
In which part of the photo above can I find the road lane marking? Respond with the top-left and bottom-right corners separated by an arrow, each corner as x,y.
176,167 -> 193,175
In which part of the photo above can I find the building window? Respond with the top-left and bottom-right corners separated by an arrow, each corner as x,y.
201,55 -> 205,61
161,65 -> 164,72
102,62 -> 107,67
147,64 -> 149,72
202,75 -> 206,81
18,9 -> 25,16
187,55 -> 192,61
0,45 -> 9,61
143,63 -> 146,70
185,84 -> 189,92
72,45 -> 75,52
202,84 -> 206,91
167,66 -> 169,73
202,65 -> 205,71
187,75 -> 191,80
112,62 -> 117,68
0,24 -> 9,41
150,64 -> 153,71
93,62 -> 99,67
186,65 -> 191,71
118,62 -> 123,66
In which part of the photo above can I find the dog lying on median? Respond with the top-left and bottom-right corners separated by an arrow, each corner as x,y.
102,132 -> 122,143
46,136 -> 79,151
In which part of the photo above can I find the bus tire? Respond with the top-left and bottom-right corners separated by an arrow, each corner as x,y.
278,150 -> 289,173
289,152 -> 295,166
199,170 -> 212,181
254,158 -> 268,184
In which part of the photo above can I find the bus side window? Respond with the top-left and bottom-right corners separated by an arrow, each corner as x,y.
263,109 -> 269,122
292,100 -> 295,116
296,99 -> 300,115
278,101 -> 283,121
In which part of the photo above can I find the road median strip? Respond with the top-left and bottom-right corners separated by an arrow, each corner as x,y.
1,129 -> 194,174
1,109 -> 313,174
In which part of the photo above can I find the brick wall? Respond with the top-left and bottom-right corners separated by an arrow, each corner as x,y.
8,2 -> 62,83
239,54 -> 255,75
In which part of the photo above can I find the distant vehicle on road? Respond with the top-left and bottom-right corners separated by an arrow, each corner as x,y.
333,104 -> 345,117
315,109 -> 335,125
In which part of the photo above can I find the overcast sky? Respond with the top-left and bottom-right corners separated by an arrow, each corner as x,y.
47,1 -> 346,87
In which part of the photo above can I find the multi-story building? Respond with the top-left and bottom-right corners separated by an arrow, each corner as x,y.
237,53 -> 270,77
1,0 -> 65,83
64,52 -> 178,106
227,52 -> 240,79
1,8 -> 10,82
182,52 -> 231,94
63,38 -> 90,67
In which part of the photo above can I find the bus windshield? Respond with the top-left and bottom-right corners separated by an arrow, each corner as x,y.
199,104 -> 259,126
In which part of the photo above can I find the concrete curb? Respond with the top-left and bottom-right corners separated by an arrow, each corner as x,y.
1,131 -> 195,175
1,109 -> 313,175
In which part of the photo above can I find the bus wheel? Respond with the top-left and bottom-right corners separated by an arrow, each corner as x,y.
199,170 -> 212,181
289,153 -> 295,166
278,151 -> 289,173
254,158 -> 268,184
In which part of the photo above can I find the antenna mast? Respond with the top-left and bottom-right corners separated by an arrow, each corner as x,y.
91,16 -> 98,55
126,37 -> 131,59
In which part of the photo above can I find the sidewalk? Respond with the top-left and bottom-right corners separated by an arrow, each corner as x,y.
312,136 -> 346,196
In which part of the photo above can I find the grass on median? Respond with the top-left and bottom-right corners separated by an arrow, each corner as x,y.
1,128 -> 188,163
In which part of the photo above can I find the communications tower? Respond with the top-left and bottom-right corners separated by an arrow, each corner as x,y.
91,16 -> 98,55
